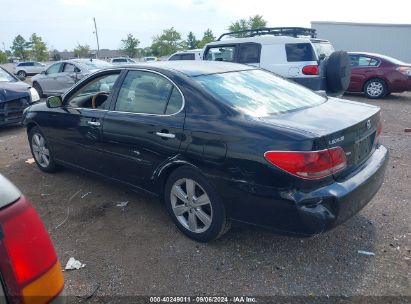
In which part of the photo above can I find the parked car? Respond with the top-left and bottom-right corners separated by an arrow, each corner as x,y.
23,61 -> 388,242
0,66 -> 40,126
31,58 -> 112,97
0,174 -> 64,303
203,27 -> 351,95
13,61 -> 46,78
347,52 -> 411,99
110,57 -> 136,64
168,49 -> 203,61
143,56 -> 158,62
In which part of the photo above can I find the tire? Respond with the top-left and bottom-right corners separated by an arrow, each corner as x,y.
28,126 -> 59,173
32,82 -> 45,98
364,78 -> 387,99
164,166 -> 231,242
17,70 -> 26,78
325,51 -> 351,94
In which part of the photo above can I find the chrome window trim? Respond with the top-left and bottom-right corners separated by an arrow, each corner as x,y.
112,68 -> 185,117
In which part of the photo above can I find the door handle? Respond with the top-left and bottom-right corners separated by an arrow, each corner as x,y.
87,121 -> 101,126
155,132 -> 175,139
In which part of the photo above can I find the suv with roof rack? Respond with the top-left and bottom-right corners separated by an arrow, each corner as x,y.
203,27 -> 351,95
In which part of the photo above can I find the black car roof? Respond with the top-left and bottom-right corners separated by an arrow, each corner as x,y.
116,61 -> 255,77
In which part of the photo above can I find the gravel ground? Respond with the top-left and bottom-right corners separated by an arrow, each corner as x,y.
0,91 -> 410,300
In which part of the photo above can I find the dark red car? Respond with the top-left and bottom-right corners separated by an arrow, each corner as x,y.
347,52 -> 411,99
0,174 -> 64,304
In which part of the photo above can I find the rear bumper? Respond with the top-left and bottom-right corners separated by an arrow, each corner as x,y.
291,76 -> 326,91
218,145 -> 388,235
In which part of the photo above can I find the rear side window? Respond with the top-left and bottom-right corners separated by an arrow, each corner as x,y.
285,43 -> 316,62
205,46 -> 236,62
115,71 -> 183,115
350,55 -> 380,67
238,43 -> 261,63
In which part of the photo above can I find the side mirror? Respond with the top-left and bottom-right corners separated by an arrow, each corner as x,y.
318,54 -> 326,61
41,70 -> 46,75
46,96 -> 63,108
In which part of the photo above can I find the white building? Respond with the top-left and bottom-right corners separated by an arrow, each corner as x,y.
311,21 -> 411,63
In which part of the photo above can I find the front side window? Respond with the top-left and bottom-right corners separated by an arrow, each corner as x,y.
63,63 -> 75,72
115,70 -> 183,115
285,43 -> 316,62
46,63 -> 62,75
67,72 -> 120,108
180,54 -> 195,60
205,46 -> 236,62
194,69 -> 325,117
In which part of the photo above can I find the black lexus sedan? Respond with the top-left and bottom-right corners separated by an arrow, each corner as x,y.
0,66 -> 40,126
22,61 -> 388,242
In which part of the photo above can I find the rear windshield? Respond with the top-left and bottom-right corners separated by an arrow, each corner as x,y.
285,43 -> 316,62
312,42 -> 334,57
0,68 -> 17,82
194,69 -> 325,117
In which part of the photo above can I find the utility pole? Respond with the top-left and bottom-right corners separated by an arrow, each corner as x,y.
2,42 -> 5,52
93,17 -> 100,59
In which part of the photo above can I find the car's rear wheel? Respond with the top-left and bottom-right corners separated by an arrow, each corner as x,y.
29,126 -> 59,173
33,82 -> 45,98
164,166 -> 230,242
17,70 -> 26,78
364,78 -> 387,99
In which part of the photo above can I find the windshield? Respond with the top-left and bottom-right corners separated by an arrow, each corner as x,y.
77,60 -> 112,70
0,68 -> 17,82
312,42 -> 335,57
194,69 -> 326,117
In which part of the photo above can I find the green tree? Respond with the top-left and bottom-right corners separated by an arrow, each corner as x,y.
197,29 -> 215,48
29,33 -> 48,61
228,15 -> 267,37
186,32 -> 199,50
0,51 -> 7,63
73,44 -> 90,58
121,34 -> 140,58
151,27 -> 184,57
11,35 -> 30,59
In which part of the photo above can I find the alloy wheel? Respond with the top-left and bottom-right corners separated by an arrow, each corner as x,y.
31,133 -> 50,168
170,178 -> 213,233
366,81 -> 384,97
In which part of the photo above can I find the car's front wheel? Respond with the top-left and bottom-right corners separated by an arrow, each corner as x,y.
29,126 -> 59,173
32,82 -> 45,98
164,167 -> 230,242
364,79 -> 387,99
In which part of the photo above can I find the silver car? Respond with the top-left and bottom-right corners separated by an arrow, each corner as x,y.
14,61 -> 46,78
31,59 -> 112,97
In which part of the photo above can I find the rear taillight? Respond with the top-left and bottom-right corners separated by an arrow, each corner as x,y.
374,120 -> 383,145
0,196 -> 64,303
302,65 -> 319,75
396,66 -> 411,76
264,147 -> 347,180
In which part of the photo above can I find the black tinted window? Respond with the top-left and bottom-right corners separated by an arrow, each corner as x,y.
285,43 -> 315,62
238,43 -> 261,63
180,54 -> 195,60
169,54 -> 181,61
115,71 -> 182,115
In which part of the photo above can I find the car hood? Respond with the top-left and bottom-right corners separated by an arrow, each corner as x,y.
259,97 -> 380,136
0,81 -> 30,102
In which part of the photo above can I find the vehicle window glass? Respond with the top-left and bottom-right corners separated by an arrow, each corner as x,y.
0,68 -> 16,82
34,62 -> 42,66
285,43 -> 316,62
238,43 -> 261,63
165,87 -> 183,114
169,54 -> 181,61
194,69 -> 325,117
115,70 -> 175,115
357,56 -> 379,67
67,72 -> 120,108
180,54 -> 195,60
28,62 -> 34,66
205,46 -> 236,62
46,63 -> 62,74
312,42 -> 334,57
63,63 -> 75,72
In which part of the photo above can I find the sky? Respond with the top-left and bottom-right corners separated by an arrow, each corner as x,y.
1,0 -> 410,51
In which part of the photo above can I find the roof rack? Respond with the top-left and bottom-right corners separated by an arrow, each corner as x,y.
217,27 -> 317,41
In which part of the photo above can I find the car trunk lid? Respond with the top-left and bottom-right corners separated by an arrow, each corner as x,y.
260,97 -> 381,179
